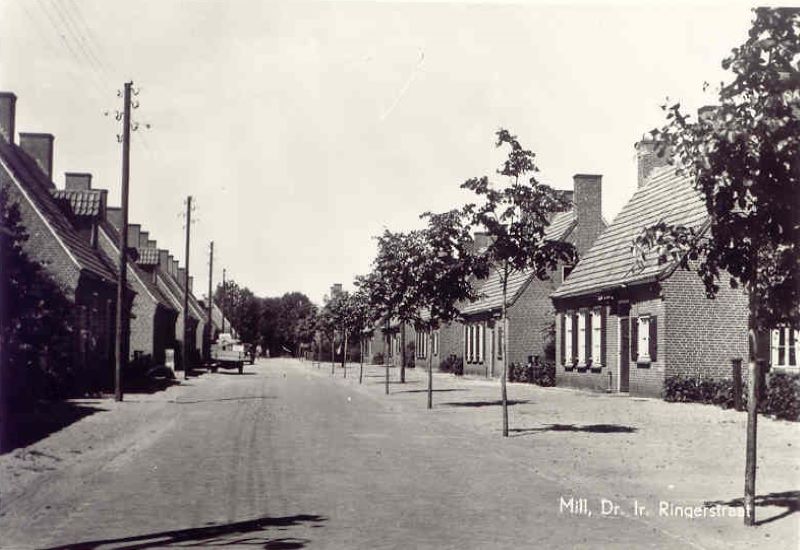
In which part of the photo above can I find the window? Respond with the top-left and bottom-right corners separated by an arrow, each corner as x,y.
476,324 -> 483,363
465,323 -> 484,363
632,315 -> 657,364
433,330 -> 439,356
771,327 -> 799,369
577,312 -> 587,364
564,313 -> 573,364
497,324 -> 504,360
591,309 -> 602,366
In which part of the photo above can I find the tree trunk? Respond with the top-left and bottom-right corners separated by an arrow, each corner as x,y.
359,337 -> 364,384
427,328 -> 434,409
501,271 -> 509,437
384,319 -> 390,395
330,331 -> 335,375
400,322 -> 406,383
342,332 -> 348,378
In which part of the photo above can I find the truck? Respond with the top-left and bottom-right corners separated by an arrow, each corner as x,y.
210,333 -> 247,374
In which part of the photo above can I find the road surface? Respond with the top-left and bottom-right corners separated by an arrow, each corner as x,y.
0,358 -> 795,549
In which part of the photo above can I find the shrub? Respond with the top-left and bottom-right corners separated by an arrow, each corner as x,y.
439,354 -> 463,376
404,342 -> 416,368
663,372 -> 799,421
508,361 -> 555,387
371,352 -> 384,365
761,372 -> 800,421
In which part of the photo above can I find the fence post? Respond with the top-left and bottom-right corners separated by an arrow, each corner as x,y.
731,358 -> 743,412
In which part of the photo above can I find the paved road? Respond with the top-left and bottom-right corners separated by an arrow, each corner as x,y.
0,359 -> 792,549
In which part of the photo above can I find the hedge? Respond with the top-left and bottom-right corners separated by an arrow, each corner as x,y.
438,354 -> 463,376
508,361 -> 556,387
663,371 -> 799,421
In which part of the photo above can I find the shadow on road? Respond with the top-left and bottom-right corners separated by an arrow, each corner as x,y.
42,514 -> 327,550
441,399 -> 530,408
0,401 -> 103,454
704,491 -> 800,526
509,424 -> 637,436
217,371 -> 257,376
395,389 -> 467,394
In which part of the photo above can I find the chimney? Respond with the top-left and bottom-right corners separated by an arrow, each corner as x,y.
65,172 -> 92,191
178,268 -> 187,289
168,255 -> 175,276
188,276 -> 194,294
635,137 -> 670,188
106,206 -> 122,230
172,259 -> 179,278
0,92 -> 16,144
138,231 -> 150,249
159,249 -> 170,271
127,224 -> 141,251
147,239 -> 157,249
473,232 -> 491,254
573,174 -> 603,225
19,132 -> 54,181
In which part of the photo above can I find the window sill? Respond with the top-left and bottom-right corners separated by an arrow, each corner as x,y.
636,358 -> 652,368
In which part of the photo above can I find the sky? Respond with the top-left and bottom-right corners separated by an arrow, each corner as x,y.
0,0 -> 755,305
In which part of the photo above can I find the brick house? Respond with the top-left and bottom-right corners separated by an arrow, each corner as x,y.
95,209 -> 178,367
550,139 -> 752,397
452,175 -> 606,377
0,92 -> 129,391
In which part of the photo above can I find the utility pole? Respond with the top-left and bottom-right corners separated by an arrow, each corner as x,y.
114,81 -> 132,402
207,241 -> 214,360
221,268 -> 226,333
182,195 -> 192,381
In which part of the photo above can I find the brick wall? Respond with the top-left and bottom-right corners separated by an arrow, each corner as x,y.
1,172 -> 81,295
98,226 -> 157,359
507,276 -> 560,368
663,267 -> 749,379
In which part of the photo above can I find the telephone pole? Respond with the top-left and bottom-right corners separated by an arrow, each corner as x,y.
221,268 -> 226,333
207,241 -> 214,359
114,81 -> 132,402
182,195 -> 192,381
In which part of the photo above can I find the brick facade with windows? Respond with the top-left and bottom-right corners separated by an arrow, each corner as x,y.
552,142 -> 753,397
450,175 -> 606,378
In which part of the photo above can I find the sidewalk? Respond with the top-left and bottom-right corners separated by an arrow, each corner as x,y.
313,360 -> 800,549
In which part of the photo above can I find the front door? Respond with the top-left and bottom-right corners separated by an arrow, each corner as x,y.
619,317 -> 630,392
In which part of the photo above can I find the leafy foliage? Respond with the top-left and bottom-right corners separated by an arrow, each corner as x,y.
0,186 -> 77,406
633,8 -> 800,329
663,372 -> 799,421
508,361 -> 556,386
438,354 -> 464,376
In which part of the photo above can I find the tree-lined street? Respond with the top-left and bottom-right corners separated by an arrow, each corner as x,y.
1,359 -> 796,549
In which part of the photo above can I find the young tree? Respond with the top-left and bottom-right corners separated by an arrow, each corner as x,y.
359,230 -> 426,394
416,208 -> 487,409
462,129 -> 577,437
632,8 -> 799,525
348,287 -> 375,384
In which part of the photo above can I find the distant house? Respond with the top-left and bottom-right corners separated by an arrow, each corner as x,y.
550,139 -> 755,396
95,210 -> 178,367
450,175 -> 606,377
0,92 -> 128,390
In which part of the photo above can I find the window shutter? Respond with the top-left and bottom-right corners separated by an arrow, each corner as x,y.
571,314 -> 578,363
649,316 -> 658,361
560,314 -> 566,365
586,311 -> 593,363
631,318 -> 638,362
600,308 -> 607,367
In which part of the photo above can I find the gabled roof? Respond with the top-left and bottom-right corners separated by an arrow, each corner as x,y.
459,209 -> 578,317
98,220 -> 175,312
551,166 -> 707,299
157,269 -> 206,322
0,138 -> 117,283
51,188 -> 105,217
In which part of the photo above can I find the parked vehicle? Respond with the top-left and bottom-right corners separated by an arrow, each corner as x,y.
210,333 -> 247,374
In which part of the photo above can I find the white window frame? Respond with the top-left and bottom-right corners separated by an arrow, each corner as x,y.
476,324 -> 483,364
577,311 -> 587,364
637,316 -> 651,362
771,327 -> 799,370
433,330 -> 439,356
591,309 -> 602,366
564,313 -> 573,364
